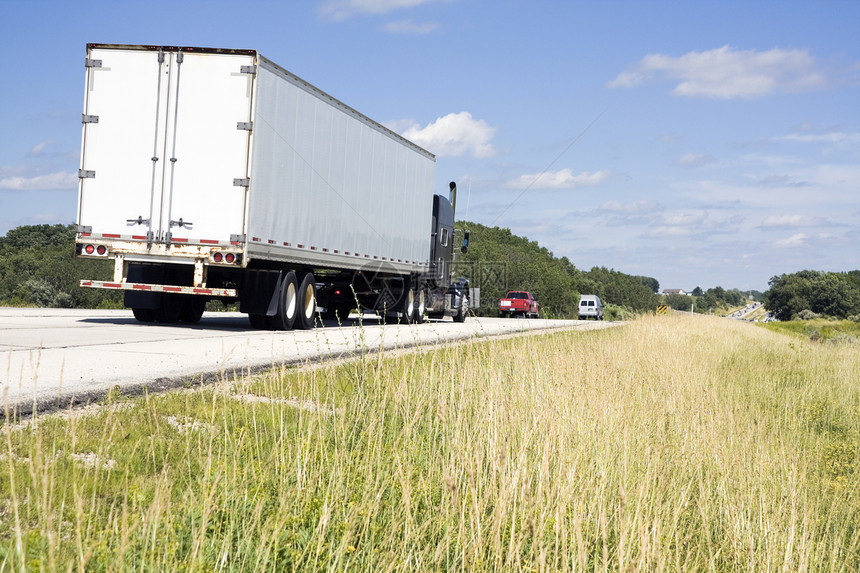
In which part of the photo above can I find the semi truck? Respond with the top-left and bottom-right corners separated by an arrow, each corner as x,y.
75,44 -> 470,329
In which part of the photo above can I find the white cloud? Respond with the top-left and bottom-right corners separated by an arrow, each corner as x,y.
772,131 -> 860,145
760,215 -> 824,228
754,174 -> 810,188
642,209 -> 743,238
505,168 -> 610,190
773,233 -> 808,247
320,0 -> 443,20
645,226 -> 693,238
675,153 -> 717,167
0,171 -> 77,191
28,141 -> 56,157
608,46 -> 827,99
384,19 -> 437,34
597,200 -> 660,213
399,112 -> 497,158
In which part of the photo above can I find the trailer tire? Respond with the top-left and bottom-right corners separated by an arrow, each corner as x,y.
414,288 -> 426,324
267,271 -> 298,331
180,298 -> 205,323
296,272 -> 317,330
453,294 -> 468,323
155,294 -> 183,323
132,308 -> 156,323
249,313 -> 268,329
400,285 -> 416,324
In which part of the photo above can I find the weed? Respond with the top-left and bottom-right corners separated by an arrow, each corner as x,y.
0,315 -> 858,570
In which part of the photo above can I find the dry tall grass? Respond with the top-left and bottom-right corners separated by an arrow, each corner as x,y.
1,314 -> 858,571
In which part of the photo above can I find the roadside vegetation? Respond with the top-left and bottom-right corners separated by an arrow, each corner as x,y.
662,287 -> 760,316
760,318 -> 860,343
0,224 -> 121,309
455,221 -> 660,319
2,314 -> 857,570
763,270 -> 860,321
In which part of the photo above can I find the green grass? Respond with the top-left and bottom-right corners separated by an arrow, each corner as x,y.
1,315 -> 859,571
760,318 -> 860,343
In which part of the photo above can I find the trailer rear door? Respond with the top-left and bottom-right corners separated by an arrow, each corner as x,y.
78,46 -> 254,245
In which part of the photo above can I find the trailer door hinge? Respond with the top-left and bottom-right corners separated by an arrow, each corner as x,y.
78,169 -> 95,179
85,58 -> 102,68
233,178 -> 250,187
82,114 -> 99,124
236,121 -> 253,131
230,234 -> 246,243
240,65 -> 257,75
76,225 -> 92,234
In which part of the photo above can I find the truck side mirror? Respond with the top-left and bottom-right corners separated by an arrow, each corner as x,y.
461,229 -> 470,253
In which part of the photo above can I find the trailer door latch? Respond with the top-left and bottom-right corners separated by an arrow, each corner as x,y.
127,216 -> 150,226
170,218 -> 193,230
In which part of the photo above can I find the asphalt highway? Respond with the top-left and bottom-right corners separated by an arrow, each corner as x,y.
1,308 -> 617,414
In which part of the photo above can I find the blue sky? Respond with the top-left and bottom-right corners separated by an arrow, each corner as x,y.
1,0 -> 858,292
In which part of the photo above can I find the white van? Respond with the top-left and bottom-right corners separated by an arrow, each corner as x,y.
578,294 -> 604,320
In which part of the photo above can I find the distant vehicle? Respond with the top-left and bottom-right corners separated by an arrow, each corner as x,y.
578,294 -> 604,320
498,291 -> 539,318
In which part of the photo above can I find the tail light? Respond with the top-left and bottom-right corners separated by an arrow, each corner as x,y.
210,251 -> 241,265
80,243 -> 108,257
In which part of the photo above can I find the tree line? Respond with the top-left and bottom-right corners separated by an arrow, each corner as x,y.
663,286 -> 759,314
454,222 -> 661,319
763,270 -> 860,321
0,224 -> 121,309
14,222 -> 825,322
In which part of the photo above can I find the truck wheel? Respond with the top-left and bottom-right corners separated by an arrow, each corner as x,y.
180,298 -> 205,323
453,294 -> 468,323
132,308 -> 155,323
249,313 -> 268,329
296,272 -> 317,330
400,286 -> 416,324
267,271 -> 298,330
414,288 -> 426,324
155,294 -> 182,323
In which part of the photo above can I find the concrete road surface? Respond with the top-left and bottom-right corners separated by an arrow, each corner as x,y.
1,308 -> 616,414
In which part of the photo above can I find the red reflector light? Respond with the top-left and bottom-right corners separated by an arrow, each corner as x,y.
334,290 -> 341,296
96,245 -> 107,255
85,245 -> 95,254
225,253 -> 235,264
213,252 -> 223,263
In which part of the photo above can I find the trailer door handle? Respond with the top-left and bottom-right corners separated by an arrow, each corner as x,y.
170,218 -> 193,230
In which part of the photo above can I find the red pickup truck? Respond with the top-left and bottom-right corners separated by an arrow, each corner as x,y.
498,291 -> 540,318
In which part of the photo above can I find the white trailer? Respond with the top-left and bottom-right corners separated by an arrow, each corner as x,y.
76,44 -> 469,329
